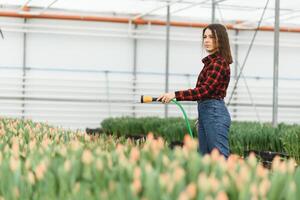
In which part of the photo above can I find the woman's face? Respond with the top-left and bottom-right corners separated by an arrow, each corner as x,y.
203,28 -> 218,54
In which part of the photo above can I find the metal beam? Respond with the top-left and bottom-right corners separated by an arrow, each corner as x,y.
39,0 -> 60,14
272,0 -> 280,127
234,30 -> 239,79
233,29 -> 239,120
132,24 -> 138,117
21,0 -> 33,9
212,0 -> 216,23
234,10 -> 298,29
21,18 -> 27,120
169,0 -> 210,15
132,0 -> 183,20
206,2 -> 296,12
165,4 -> 170,118
0,31 -> 3,39
212,0 -> 226,23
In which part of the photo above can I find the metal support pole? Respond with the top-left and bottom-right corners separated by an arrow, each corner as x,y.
132,24 -> 138,117
186,74 -> 192,116
233,29 -> 239,119
234,30 -> 239,79
165,4 -> 170,118
212,0 -> 216,23
272,0 -> 280,127
104,71 -> 111,117
21,18 -> 27,120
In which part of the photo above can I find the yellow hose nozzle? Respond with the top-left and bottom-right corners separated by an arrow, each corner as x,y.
140,95 -> 158,103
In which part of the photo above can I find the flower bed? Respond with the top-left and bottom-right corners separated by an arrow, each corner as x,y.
0,117 -> 299,199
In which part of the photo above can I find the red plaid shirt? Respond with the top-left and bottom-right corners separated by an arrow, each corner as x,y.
175,52 -> 230,101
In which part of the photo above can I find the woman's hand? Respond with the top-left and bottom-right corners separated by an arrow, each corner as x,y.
157,92 -> 175,104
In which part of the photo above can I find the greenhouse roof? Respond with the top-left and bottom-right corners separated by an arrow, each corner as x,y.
0,0 -> 300,27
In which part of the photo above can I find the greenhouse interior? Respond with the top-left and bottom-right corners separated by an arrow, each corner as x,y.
0,0 -> 300,199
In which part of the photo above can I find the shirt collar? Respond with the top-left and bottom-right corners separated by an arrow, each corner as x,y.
202,51 -> 219,65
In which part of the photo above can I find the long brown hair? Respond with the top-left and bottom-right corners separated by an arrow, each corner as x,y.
203,24 -> 233,64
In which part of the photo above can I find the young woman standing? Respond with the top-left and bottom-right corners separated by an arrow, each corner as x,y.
157,24 -> 233,158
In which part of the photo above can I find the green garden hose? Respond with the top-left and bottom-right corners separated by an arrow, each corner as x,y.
171,99 -> 194,138
141,95 -> 194,138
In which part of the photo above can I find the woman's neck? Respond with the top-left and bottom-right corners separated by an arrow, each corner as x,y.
207,50 -> 218,55
206,48 -> 218,55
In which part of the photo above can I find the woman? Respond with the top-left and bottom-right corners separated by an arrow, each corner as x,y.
157,23 -> 232,158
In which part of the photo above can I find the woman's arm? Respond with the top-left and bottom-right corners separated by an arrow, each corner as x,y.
157,92 -> 175,104
175,60 -> 227,101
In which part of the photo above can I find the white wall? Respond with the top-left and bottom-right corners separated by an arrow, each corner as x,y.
1,17 -> 300,77
0,17 -> 300,129
0,17 -> 24,69
24,19 -> 133,71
